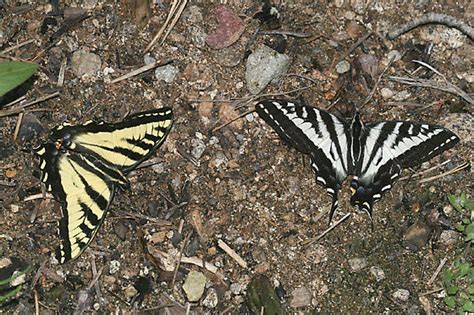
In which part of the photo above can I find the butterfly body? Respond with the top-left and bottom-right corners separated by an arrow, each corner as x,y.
35,108 -> 173,263
256,100 -> 459,222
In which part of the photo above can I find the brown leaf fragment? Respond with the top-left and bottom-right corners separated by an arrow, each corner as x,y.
206,5 -> 245,49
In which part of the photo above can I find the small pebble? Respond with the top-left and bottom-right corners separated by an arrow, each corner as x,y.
245,45 -> 290,94
403,222 -> 431,251
348,257 -> 367,272
335,60 -> 350,74
439,230 -> 459,246
155,64 -> 179,83
183,271 -> 206,302
123,285 -> 138,299
191,138 -> 206,160
109,260 -> 120,274
393,90 -> 411,101
392,289 -> 410,302
369,266 -> 385,282
380,87 -> 394,99
230,283 -> 242,295
71,49 -> 101,77
202,288 -> 218,308
289,287 -> 312,308
387,50 -> 402,62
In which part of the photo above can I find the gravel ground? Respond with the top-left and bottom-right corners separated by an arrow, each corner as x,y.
0,1 -> 472,313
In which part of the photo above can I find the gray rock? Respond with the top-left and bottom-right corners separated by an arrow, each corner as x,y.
387,50 -> 402,62
191,138 -> 206,160
189,25 -> 207,47
183,270 -> 206,302
335,60 -> 350,74
184,5 -> 203,24
348,257 -> 368,272
380,87 -> 394,99
290,286 -> 312,308
439,230 -> 459,246
392,288 -> 410,302
245,45 -> 290,94
155,64 -> 179,83
370,266 -> 385,282
71,49 -> 101,77
230,282 -> 242,295
393,90 -> 411,101
202,288 -> 218,308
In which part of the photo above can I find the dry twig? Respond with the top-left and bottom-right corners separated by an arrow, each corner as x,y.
145,0 -> 188,52
260,30 -> 311,38
418,162 -> 469,184
109,59 -> 173,84
359,55 -> 395,109
0,92 -> 60,117
302,213 -> 351,246
387,13 -> 474,40
427,256 -> 448,286
217,239 -> 248,268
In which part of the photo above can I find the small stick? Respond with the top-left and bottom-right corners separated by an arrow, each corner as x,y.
145,0 -> 179,52
302,213 -> 351,246
87,266 -> 104,290
427,256 -> 447,286
171,232 -> 191,289
109,59 -> 173,84
387,13 -> 474,40
0,39 -> 35,54
418,162 -> 469,184
112,209 -> 171,226
0,92 -> 60,117
389,76 -> 474,105
212,108 -> 254,132
3,95 -> 26,108
160,0 -> 188,46
217,239 -> 248,268
12,111 -> 24,142
90,257 -> 105,307
30,260 -> 48,289
418,287 -> 444,297
338,32 -> 372,63
34,289 -> 39,315
359,55 -> 395,109
24,193 -> 54,202
260,30 -> 311,38
399,159 -> 451,181
57,58 -> 67,87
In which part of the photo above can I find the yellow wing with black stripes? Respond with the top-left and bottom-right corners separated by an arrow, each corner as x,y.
34,108 -> 173,263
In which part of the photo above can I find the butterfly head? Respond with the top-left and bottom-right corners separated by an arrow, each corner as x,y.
350,178 -> 374,219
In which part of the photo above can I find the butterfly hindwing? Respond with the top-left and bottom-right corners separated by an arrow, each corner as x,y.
35,107 -> 173,263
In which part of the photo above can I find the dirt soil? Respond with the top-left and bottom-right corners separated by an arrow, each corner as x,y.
0,0 -> 473,314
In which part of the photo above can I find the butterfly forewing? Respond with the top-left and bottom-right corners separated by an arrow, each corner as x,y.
256,100 -> 351,221
35,107 -> 173,263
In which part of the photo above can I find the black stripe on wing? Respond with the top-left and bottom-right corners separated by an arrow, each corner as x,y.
351,120 -> 459,217
256,100 -> 350,223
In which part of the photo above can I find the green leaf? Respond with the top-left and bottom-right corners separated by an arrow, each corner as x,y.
463,300 -> 474,312
447,285 -> 459,295
462,218 -> 471,225
246,274 -> 283,315
0,61 -> 39,97
459,263 -> 470,277
444,296 -> 456,309
456,223 -> 466,232
448,193 -> 463,212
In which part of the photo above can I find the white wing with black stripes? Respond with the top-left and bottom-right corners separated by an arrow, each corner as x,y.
256,100 -> 459,223
34,108 -> 173,263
